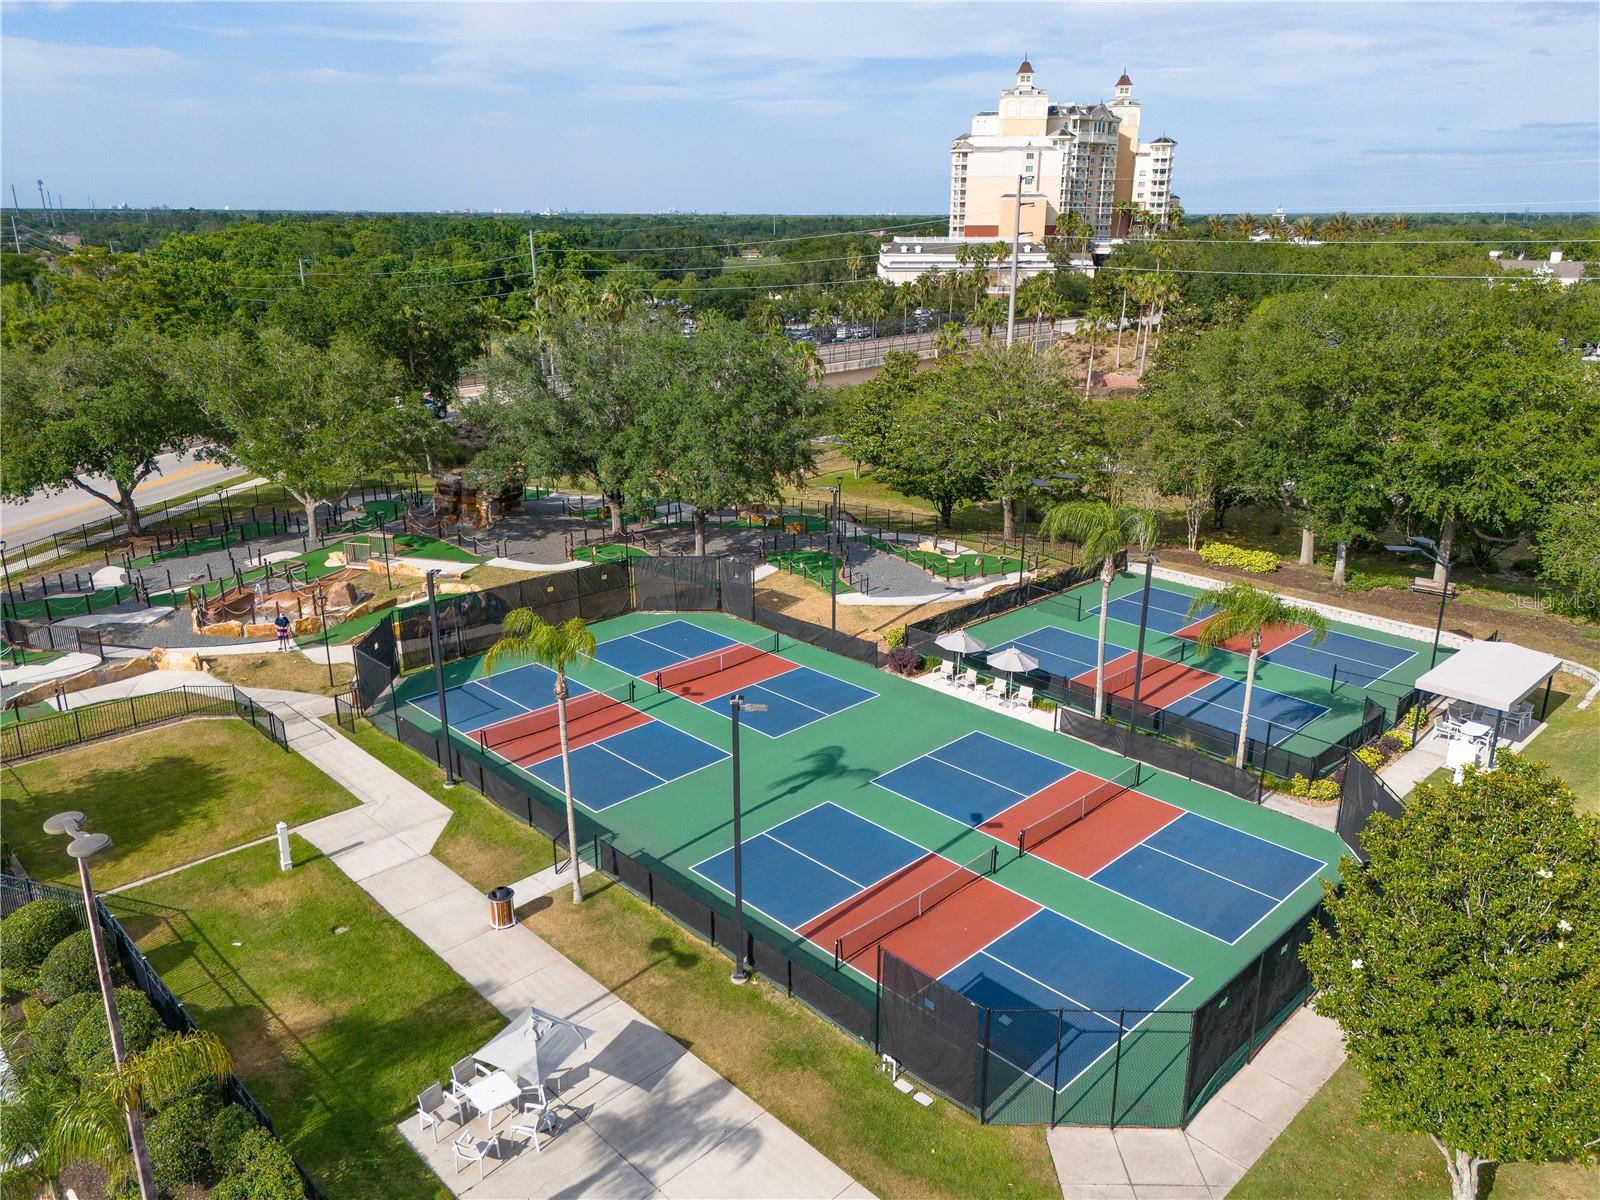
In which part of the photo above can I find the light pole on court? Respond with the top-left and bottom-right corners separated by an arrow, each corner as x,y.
728,693 -> 768,984
425,568 -> 455,787
1129,553 -> 1157,721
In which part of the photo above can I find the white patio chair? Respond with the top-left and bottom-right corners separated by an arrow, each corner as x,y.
417,1083 -> 462,1144
1008,684 -> 1035,710
448,1056 -> 480,1100
937,660 -> 956,687
452,1130 -> 500,1182
1435,715 -> 1466,741
960,667 -> 980,691
509,1092 -> 554,1152
980,678 -> 1003,702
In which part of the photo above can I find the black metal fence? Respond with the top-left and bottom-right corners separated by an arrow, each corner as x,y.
0,875 -> 324,1199
1334,752 -> 1406,861
4,617 -> 105,662
1056,707 -> 1265,804
0,684 -> 288,762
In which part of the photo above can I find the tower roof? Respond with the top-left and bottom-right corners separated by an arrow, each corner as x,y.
1116,71 -> 1132,86
1018,58 -> 1034,74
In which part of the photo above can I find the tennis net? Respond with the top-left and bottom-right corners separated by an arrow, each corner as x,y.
832,846 -> 999,969
1016,763 -> 1145,855
653,635 -> 781,692
475,681 -> 635,752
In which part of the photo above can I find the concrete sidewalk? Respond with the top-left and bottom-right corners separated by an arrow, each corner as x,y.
1045,1008 -> 1345,1199
263,696 -> 868,1200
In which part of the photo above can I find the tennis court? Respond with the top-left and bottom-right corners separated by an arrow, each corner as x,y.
1099,585 -> 1418,685
692,801 -> 1192,1094
593,618 -> 877,736
870,732 -> 1322,942
388,608 -> 1347,1122
983,625 -> 1330,746
407,661 -> 727,810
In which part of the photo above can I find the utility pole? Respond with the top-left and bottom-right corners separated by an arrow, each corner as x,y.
36,179 -> 47,223
527,230 -> 538,303
297,258 -> 308,285
9,184 -> 19,213
9,215 -> 20,256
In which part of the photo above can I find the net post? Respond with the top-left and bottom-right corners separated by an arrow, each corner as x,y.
1330,663 -> 1338,693
1050,1007 -> 1065,1118
834,938 -> 843,971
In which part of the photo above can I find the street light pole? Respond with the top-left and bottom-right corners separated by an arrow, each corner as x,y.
827,483 -> 843,631
727,695 -> 767,985
1007,173 -> 1024,347
1386,536 -> 1452,669
1129,553 -> 1156,719
45,813 -> 156,1200
1430,554 -> 1452,670
425,569 -> 455,786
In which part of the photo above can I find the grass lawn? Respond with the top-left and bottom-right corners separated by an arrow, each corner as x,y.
332,718 -> 558,891
1524,688 -> 1600,814
117,838 -> 504,1200
207,651 -> 355,696
1,720 -> 355,889
1232,1061 -> 1597,1200
524,877 -> 1059,1200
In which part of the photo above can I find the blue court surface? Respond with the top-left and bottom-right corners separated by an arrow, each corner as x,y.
518,719 -> 728,812
1264,628 -> 1415,685
984,626 -> 1117,680
1099,587 -> 1207,637
406,663 -> 591,733
1091,812 -> 1323,943
872,732 -> 1076,827
1160,676 -> 1329,746
692,802 -> 925,929
702,667 -> 877,738
941,910 -> 1190,1091
595,619 -> 876,737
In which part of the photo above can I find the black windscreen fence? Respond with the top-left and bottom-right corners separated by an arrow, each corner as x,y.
904,558 -> 1112,642
751,605 -> 881,667
1056,707 -> 1264,804
1335,752 -> 1406,861
631,556 -> 725,614
879,950 -> 984,1115
1182,901 -> 1324,1120
353,615 -> 398,711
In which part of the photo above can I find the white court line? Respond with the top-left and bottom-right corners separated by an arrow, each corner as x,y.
1145,844 -> 1283,903
590,739 -> 670,785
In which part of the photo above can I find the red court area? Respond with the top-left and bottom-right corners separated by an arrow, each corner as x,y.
655,645 -> 794,701
1072,652 -> 1217,708
476,692 -> 649,766
799,855 -> 1039,980
1175,617 -> 1308,657
1027,790 -> 1182,876
977,772 -> 1126,846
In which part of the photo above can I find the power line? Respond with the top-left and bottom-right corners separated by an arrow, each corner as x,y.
1099,263 -> 1596,283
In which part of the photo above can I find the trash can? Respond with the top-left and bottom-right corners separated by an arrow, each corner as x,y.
488,886 -> 515,931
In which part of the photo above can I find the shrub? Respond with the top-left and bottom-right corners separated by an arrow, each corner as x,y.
1388,724 -> 1416,750
1354,746 -> 1385,771
0,899 -> 82,972
40,929 -> 121,1003
208,1105 -> 261,1175
883,625 -> 907,649
1344,571 -> 1406,592
1377,732 -> 1407,756
1283,773 -> 1340,802
66,987 -> 163,1080
1,966 -> 41,998
212,1128 -> 307,1200
147,1092 -> 222,1191
887,645 -> 921,674
28,990 -> 100,1062
1198,542 -> 1278,574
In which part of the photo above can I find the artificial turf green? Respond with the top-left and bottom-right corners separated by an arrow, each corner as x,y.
386,608 -> 1352,1123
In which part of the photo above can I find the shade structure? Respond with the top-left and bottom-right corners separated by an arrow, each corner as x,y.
1414,641 -> 1561,713
936,630 -> 987,655
474,1006 -> 592,1088
986,646 -> 1040,676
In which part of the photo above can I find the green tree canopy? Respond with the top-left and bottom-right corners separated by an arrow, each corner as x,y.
182,329 -> 434,530
1304,756 -> 1600,1200
0,328 -> 212,534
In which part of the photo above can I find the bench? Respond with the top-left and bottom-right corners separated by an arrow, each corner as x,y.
1409,576 -> 1458,598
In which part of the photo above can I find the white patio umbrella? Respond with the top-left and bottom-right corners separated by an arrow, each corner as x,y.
986,646 -> 1040,689
935,629 -> 987,675
474,1006 -> 593,1094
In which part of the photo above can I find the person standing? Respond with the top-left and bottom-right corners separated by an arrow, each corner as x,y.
274,611 -> 292,652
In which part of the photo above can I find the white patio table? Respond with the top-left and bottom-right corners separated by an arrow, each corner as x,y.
461,1070 -> 521,1129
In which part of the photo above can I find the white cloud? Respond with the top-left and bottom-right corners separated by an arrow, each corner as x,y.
0,35 -> 191,89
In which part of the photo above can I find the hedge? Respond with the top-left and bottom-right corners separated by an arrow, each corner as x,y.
1198,542 -> 1279,574
66,987 -> 164,1079
0,899 -> 82,972
148,1092 -> 223,1191
39,928 -> 120,1003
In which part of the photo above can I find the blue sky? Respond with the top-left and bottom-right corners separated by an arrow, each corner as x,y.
3,1 -> 1596,215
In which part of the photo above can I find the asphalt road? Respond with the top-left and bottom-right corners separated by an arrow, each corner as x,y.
0,449 -> 248,547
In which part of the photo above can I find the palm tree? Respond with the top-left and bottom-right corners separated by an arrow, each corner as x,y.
845,245 -> 865,281
484,612 -> 598,902
1293,215 -> 1318,242
1204,215 -> 1226,240
1185,583 -> 1328,768
1038,501 -> 1158,719
1324,211 -> 1353,240
787,338 -> 824,386
933,320 -> 967,357
1163,203 -> 1185,231
1233,212 -> 1257,238
1355,214 -> 1382,236
1389,213 -> 1411,234
50,1030 -> 233,1197
973,295 -> 1006,339
1078,300 -> 1108,395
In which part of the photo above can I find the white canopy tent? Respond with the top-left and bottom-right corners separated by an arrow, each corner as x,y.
1414,641 -> 1562,765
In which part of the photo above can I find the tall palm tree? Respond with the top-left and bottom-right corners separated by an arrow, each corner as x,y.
1324,211 -> 1353,240
1204,215 -> 1227,240
1038,501 -> 1158,719
933,320 -> 968,357
845,245 -> 865,281
973,295 -> 1006,339
1078,300 -> 1108,395
49,1030 -> 233,1197
1293,215 -> 1319,242
1355,214 -> 1382,236
485,613 -> 598,902
1233,212 -> 1257,238
1389,213 -> 1411,234
787,338 -> 824,385
1186,584 -> 1328,768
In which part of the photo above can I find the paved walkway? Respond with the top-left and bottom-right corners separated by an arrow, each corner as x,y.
1046,1008 -> 1345,1199
255,692 -> 868,1200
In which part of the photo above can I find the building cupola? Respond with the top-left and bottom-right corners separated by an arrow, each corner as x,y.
1016,58 -> 1035,88
1114,71 -> 1132,101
